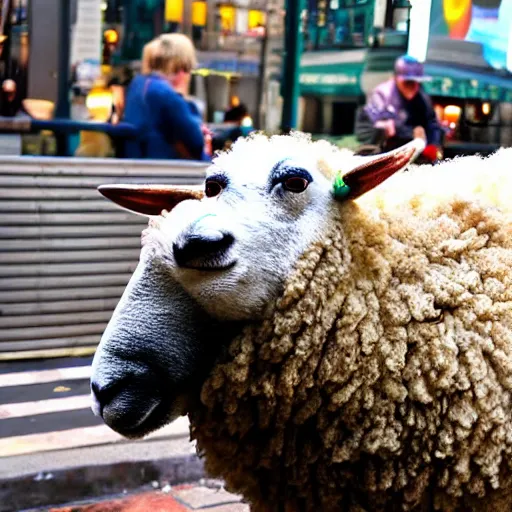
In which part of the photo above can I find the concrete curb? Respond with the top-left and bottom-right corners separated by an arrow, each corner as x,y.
1,454 -> 206,512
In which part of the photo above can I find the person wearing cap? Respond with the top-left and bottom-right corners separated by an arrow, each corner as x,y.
355,55 -> 443,162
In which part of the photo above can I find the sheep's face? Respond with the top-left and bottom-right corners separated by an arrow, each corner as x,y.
156,147 -> 337,320
93,134 -> 422,437
100,135 -> 422,322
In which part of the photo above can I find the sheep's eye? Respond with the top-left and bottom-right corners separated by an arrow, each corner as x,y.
205,180 -> 223,198
283,176 -> 309,193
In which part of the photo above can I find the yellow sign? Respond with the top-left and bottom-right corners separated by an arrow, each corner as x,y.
166,0 -> 183,22
192,1 -> 207,26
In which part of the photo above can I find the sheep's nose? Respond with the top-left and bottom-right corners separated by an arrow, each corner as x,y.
90,379 -> 116,417
173,230 -> 234,267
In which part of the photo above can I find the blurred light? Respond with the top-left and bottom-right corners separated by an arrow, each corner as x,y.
166,0 -> 183,22
219,5 -> 235,32
86,84 -> 113,122
449,122 -> 456,129
101,1 -> 107,11
248,9 -> 265,29
104,29 -> 119,44
241,115 -> 253,127
482,102 -> 491,115
192,1 -> 207,26
444,105 -> 462,124
22,99 -> 55,120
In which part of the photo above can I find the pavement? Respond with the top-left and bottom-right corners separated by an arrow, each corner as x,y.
0,356 -> 247,512
46,482 -> 249,512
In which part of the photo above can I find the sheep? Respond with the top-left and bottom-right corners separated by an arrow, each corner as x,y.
91,132 -> 512,511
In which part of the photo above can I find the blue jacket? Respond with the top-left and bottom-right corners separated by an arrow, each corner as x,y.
123,74 -> 207,160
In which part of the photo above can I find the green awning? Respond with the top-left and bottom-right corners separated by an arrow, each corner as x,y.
299,60 -> 365,97
424,63 -> 512,102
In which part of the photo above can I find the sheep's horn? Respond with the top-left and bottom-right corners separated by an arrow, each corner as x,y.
98,184 -> 204,216
333,138 -> 426,201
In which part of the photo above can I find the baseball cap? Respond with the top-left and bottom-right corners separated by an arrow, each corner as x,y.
394,55 -> 431,83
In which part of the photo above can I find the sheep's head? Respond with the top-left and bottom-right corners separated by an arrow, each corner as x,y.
101,133 -> 423,322
91,132 -> 423,438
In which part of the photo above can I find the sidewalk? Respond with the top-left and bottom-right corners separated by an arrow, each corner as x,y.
49,481 -> 249,512
0,356 -> 242,512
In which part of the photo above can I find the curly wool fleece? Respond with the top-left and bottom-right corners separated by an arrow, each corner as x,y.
190,150 -> 512,512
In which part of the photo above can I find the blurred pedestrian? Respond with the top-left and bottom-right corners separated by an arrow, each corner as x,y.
355,55 -> 443,162
224,96 -> 249,123
0,79 -> 21,117
123,34 -> 209,160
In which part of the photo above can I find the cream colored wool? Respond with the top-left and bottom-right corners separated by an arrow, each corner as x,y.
190,149 -> 512,511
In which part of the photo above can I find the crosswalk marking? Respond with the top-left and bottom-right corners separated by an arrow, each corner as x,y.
0,365 -> 91,387
0,394 -> 93,419
0,416 -> 191,457
0,357 -> 194,464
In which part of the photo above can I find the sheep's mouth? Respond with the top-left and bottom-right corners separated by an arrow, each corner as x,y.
115,397 -> 186,439
96,383 -> 187,439
183,259 -> 237,272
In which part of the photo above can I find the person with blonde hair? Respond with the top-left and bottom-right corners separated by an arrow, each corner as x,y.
123,33 -> 208,160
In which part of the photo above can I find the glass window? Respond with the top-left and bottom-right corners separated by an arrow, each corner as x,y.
305,0 -> 371,50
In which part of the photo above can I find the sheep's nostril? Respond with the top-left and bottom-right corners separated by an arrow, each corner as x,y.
173,231 -> 234,267
90,379 -> 124,417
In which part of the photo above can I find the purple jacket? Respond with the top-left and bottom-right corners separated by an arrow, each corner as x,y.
363,79 -> 442,146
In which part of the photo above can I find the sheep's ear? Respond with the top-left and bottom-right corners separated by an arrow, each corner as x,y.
98,184 -> 204,216
333,138 -> 425,201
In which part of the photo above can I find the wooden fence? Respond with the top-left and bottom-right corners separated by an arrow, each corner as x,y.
0,157 -> 208,360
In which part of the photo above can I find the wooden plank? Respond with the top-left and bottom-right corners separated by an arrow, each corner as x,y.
0,310 -> 113,329
0,237 -> 139,251
0,285 -> 126,302
0,249 -> 140,264
0,297 -> 120,316
0,337 -> 100,353
0,274 -> 129,291
0,199 -> 123,213
0,346 -> 97,360
0,159 -> 207,176
0,168 -> 205,178
0,224 -> 145,239
0,212 -> 143,225
0,322 -> 107,342
0,261 -> 137,277
0,160 -> 206,172
0,175 -> 201,189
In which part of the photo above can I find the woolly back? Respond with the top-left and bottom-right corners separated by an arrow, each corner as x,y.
189,169 -> 512,511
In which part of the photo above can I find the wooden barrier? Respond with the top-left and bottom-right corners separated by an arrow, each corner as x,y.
0,156 -> 208,360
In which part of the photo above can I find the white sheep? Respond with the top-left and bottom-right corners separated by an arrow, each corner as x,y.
92,133 -> 512,511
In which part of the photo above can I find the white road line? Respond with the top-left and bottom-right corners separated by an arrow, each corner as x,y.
0,365 -> 91,387
0,394 -> 93,419
0,416 -> 191,457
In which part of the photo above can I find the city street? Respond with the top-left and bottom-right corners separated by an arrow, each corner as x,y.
0,356 -> 246,512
